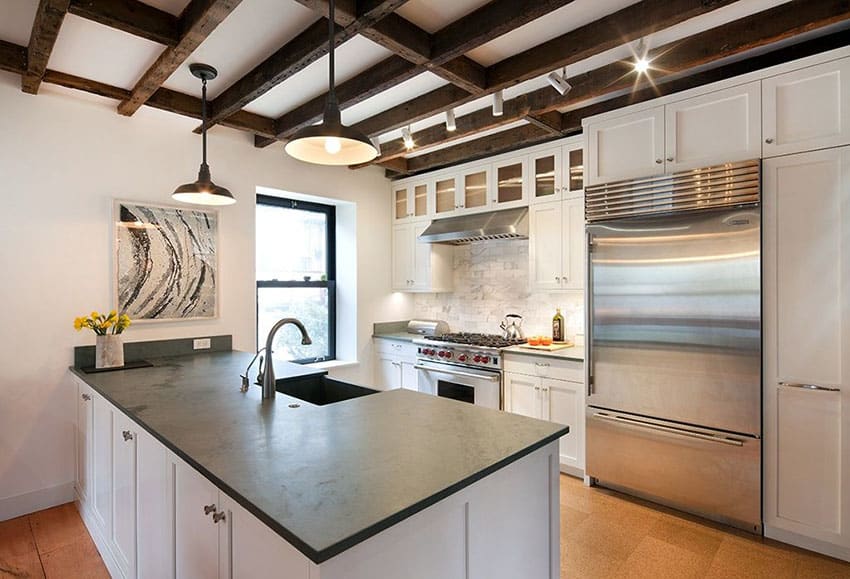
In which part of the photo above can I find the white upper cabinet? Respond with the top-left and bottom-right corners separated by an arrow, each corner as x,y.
586,106 -> 665,186
763,147 -> 850,558
763,59 -> 850,158
459,165 -> 490,213
492,156 -> 528,209
392,182 -> 431,223
529,201 -> 563,291
562,144 -> 584,200
665,82 -> 761,171
392,184 -> 411,222
560,198 -> 585,291
433,175 -> 459,217
391,223 -> 453,293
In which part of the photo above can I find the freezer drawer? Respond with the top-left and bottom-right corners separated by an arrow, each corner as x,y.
586,408 -> 761,533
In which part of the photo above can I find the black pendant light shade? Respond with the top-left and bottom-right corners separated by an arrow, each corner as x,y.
284,0 -> 378,165
173,63 -> 235,206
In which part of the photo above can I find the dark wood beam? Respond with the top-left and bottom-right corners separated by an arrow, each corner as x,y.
405,124 -> 553,174
68,0 -> 179,46
117,0 -> 242,116
0,40 -> 27,74
350,0 -> 739,139
205,0 -> 409,130
525,112 -> 565,136
22,0 -> 70,94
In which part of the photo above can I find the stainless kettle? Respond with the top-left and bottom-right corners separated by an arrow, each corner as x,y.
500,314 -> 524,340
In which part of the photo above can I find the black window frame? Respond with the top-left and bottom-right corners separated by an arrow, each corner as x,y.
256,194 -> 336,363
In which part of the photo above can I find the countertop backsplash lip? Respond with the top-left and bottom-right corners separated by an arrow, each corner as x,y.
414,239 -> 584,338
73,335 -> 233,368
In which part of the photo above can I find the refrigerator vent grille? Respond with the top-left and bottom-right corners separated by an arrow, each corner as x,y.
584,160 -> 760,222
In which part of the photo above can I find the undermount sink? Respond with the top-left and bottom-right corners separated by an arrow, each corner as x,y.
276,375 -> 377,406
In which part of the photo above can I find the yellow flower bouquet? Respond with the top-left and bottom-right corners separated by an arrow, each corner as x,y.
74,310 -> 132,336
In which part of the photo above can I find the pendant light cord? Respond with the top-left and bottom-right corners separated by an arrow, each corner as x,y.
327,0 -> 337,110
201,77 -> 208,168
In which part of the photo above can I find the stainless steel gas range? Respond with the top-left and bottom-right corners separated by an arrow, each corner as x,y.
413,333 -> 525,410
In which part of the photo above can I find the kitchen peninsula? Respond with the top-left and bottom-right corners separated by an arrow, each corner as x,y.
70,350 -> 566,579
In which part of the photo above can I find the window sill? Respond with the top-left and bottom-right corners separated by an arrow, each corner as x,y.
306,359 -> 360,370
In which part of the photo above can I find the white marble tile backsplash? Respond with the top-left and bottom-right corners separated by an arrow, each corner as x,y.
413,239 -> 584,340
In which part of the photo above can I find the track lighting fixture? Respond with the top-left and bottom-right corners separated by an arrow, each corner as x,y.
445,109 -> 456,132
402,127 -> 414,150
547,68 -> 572,96
492,90 -> 504,116
634,38 -> 651,74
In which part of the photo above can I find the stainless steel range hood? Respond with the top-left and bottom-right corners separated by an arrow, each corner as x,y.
418,207 -> 528,245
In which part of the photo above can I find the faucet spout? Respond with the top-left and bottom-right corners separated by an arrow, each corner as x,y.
261,318 -> 313,399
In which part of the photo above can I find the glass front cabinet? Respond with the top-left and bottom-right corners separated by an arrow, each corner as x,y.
393,181 -> 431,222
529,143 -> 584,203
492,156 -> 528,209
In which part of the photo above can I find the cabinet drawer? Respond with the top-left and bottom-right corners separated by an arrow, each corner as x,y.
504,354 -> 583,382
374,338 -> 418,359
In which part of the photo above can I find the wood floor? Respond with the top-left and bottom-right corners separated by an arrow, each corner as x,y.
2,476 -> 849,578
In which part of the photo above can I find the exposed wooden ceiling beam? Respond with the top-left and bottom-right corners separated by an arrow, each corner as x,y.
393,25 -> 850,177
405,124 -> 553,173
0,40 -> 27,74
524,112 -> 565,136
348,0 -> 740,139
22,0 -> 70,94
116,0 -> 242,116
204,0 -> 410,129
67,0 -> 179,46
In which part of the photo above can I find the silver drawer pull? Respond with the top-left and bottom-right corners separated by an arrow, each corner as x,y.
593,413 -> 744,447
213,511 -> 227,524
779,382 -> 840,392
81,393 -> 91,401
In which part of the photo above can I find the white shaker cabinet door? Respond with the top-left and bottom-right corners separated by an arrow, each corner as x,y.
391,224 -> 413,291
543,378 -> 584,472
665,82 -> 761,171
111,413 -> 137,579
763,58 -> 850,157
506,373 -> 540,419
137,429 -> 173,579
561,197 -> 585,291
529,201 -> 563,291
91,393 -> 113,537
586,106 -> 664,185
763,147 -> 850,559
174,459 -> 221,579
76,379 -> 93,503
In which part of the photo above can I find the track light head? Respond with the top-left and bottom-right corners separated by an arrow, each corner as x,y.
445,109 -> 456,132
547,71 -> 572,96
492,90 -> 504,116
402,127 -> 414,150
633,38 -> 651,74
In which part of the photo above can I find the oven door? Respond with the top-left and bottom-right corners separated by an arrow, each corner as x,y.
415,361 -> 502,410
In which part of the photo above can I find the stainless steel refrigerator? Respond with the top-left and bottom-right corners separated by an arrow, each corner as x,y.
585,160 -> 762,533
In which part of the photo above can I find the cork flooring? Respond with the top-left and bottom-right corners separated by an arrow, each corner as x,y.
2,475 -> 849,578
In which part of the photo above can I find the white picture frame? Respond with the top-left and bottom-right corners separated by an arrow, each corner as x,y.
113,200 -> 219,322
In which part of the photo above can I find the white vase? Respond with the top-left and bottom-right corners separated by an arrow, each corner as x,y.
96,334 -> 124,369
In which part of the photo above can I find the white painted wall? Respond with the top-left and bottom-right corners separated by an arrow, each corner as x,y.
0,71 -> 414,518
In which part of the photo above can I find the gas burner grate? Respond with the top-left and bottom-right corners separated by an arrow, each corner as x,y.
425,333 -> 527,349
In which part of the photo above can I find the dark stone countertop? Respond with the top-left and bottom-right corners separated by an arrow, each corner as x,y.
70,351 -> 567,564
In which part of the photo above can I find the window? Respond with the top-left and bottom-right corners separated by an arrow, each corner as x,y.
256,195 -> 335,363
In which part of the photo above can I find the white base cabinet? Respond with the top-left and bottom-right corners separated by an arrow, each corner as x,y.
373,338 -> 419,391
504,354 -> 585,475
763,147 -> 850,562
74,371 -> 561,578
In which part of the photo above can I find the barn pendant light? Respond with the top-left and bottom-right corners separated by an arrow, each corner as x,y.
284,0 -> 378,165
172,63 -> 235,206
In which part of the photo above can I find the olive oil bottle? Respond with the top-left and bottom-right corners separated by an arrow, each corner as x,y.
552,308 -> 565,343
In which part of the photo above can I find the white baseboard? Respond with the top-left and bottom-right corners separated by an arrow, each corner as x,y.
559,464 -> 584,479
0,481 -> 75,521
765,524 -> 850,563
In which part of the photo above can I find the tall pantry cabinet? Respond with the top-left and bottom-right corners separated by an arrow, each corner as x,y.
763,146 -> 850,561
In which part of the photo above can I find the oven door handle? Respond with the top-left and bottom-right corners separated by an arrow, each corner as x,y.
414,364 -> 501,382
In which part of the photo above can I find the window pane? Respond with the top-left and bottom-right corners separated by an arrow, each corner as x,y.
256,204 -> 327,281
258,287 -> 331,362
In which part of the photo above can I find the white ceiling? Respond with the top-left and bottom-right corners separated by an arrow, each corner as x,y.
0,0 -> 826,160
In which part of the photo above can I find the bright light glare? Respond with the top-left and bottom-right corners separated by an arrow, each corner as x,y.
324,137 -> 342,155
634,58 -> 650,74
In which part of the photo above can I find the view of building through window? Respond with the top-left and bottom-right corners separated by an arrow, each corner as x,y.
256,195 -> 335,362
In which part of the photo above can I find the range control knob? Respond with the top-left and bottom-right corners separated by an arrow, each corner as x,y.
481,356 -> 491,364
438,351 -> 446,358
457,354 -> 467,362
445,352 -> 453,359
473,355 -> 482,363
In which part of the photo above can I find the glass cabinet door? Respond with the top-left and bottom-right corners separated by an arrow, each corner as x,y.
530,148 -> 562,203
435,177 -> 457,215
412,183 -> 429,218
394,186 -> 409,220
495,159 -> 525,205
565,146 -> 584,198
462,169 -> 488,210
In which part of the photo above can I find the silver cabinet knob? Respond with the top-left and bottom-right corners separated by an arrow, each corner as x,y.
534,386 -> 541,391
765,138 -> 774,144
555,276 -> 561,283
666,156 -> 674,162
81,393 -> 91,401
213,511 -> 227,524
204,504 -> 216,515
655,159 -> 663,164
122,430 -> 133,442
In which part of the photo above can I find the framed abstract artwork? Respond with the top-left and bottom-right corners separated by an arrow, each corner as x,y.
114,200 -> 218,321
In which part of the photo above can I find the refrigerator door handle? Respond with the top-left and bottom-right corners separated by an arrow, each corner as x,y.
779,381 -> 841,392
592,412 -> 745,447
